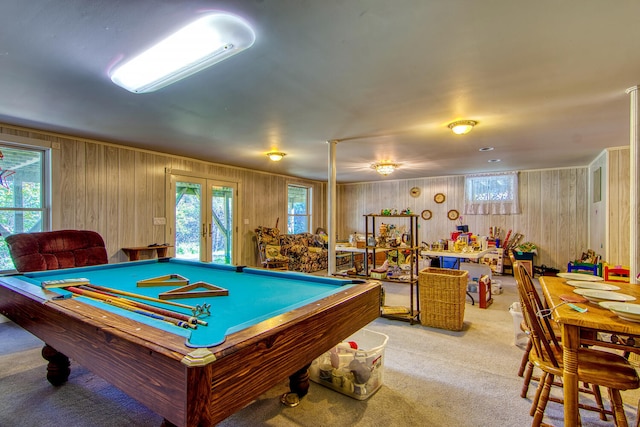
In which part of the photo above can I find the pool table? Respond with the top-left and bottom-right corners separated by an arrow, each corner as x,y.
0,258 -> 381,427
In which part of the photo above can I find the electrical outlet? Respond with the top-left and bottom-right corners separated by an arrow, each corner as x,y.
153,217 -> 166,225
244,218 -> 249,225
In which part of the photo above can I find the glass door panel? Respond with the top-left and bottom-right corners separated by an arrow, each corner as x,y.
174,179 -> 204,261
171,175 -> 237,264
210,184 -> 234,264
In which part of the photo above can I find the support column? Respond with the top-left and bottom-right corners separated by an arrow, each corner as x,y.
627,85 -> 639,284
327,140 -> 338,275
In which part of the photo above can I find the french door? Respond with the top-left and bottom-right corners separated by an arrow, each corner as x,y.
170,174 -> 237,264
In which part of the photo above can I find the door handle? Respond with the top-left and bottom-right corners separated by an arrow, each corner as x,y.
202,223 -> 206,237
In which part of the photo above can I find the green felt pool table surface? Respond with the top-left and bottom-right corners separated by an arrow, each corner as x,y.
15,258 -> 362,347
0,258 -> 381,427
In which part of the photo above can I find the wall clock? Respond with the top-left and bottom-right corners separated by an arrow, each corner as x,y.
434,193 -> 446,204
447,209 -> 460,220
421,209 -> 432,220
410,187 -> 421,198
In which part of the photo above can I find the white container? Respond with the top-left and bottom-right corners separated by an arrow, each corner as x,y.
509,302 -> 528,349
309,328 -> 388,400
491,279 -> 503,295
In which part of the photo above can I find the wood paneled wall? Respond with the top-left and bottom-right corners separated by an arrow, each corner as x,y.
1,123 -> 628,272
608,147 -> 631,266
0,125 -> 326,267
337,169 -> 590,270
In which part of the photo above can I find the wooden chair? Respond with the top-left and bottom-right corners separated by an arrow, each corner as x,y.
511,252 -> 538,395
254,226 -> 288,270
5,229 -> 109,386
517,263 -> 639,426
513,255 -> 565,400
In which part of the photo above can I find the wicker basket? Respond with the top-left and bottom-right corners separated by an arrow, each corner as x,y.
419,267 -> 469,331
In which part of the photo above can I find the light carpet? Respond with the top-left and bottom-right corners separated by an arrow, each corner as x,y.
1,275 -> 639,426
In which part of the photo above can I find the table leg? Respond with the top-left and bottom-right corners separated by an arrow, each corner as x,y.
127,250 -> 141,261
157,247 -> 169,258
289,363 -> 311,398
562,324 -> 580,426
41,344 -> 70,386
280,363 -> 311,407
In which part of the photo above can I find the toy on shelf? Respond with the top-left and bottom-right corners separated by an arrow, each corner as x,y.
567,261 -> 601,276
603,264 -> 630,282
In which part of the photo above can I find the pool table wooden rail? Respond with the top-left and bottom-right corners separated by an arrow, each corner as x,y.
0,275 -> 382,427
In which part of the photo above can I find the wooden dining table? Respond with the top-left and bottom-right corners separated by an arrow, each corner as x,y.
539,275 -> 640,427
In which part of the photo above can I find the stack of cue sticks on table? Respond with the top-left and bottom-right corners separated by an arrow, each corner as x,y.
65,285 -> 208,329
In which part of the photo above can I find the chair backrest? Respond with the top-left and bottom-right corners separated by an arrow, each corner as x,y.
254,226 -> 282,264
515,263 -> 562,367
604,264 -> 630,282
439,256 -> 460,269
5,230 -> 108,272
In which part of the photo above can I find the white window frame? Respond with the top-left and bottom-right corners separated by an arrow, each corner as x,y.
287,184 -> 312,234
464,171 -> 520,215
0,136 -> 54,272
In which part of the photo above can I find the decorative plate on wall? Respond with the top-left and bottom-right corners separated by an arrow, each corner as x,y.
410,187 -> 421,198
434,193 -> 446,204
447,209 -> 459,220
421,209 -> 432,220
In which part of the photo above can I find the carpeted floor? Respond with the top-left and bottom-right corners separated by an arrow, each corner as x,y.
1,274 -> 639,426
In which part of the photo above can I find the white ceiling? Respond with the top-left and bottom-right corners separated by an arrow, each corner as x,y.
1,1 -> 639,183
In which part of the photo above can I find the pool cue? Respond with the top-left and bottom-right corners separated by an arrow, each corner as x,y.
83,284 -> 196,311
79,285 -> 207,326
66,287 -> 196,329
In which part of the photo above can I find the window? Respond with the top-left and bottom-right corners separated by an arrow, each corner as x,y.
287,184 -> 311,234
0,144 -> 49,271
464,171 -> 520,215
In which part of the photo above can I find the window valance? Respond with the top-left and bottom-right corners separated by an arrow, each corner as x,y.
464,171 -> 520,215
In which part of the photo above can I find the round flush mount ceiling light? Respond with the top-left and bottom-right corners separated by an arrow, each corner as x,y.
448,120 -> 477,135
371,162 -> 399,176
267,151 -> 286,161
479,147 -> 494,152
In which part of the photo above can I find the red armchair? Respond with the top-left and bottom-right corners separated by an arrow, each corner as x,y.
5,229 -> 108,272
4,229 -> 109,386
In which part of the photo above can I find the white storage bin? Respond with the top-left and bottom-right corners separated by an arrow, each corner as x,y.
509,302 -> 528,349
309,328 -> 388,400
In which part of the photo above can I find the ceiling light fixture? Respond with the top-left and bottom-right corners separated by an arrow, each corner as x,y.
110,13 -> 256,93
448,120 -> 477,135
267,151 -> 286,161
371,162 -> 398,176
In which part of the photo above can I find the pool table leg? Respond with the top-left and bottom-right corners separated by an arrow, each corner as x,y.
41,344 -> 70,386
280,363 -> 312,407
289,363 -> 311,398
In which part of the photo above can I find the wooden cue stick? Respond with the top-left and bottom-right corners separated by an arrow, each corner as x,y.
66,287 -> 196,329
85,284 -> 196,311
79,285 -> 207,326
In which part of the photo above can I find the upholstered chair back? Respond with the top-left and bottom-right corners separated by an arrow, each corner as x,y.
5,230 -> 108,272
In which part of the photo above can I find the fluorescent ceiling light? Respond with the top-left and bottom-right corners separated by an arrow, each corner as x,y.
110,13 -> 255,93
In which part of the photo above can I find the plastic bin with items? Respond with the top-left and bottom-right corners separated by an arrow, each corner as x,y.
309,328 -> 388,400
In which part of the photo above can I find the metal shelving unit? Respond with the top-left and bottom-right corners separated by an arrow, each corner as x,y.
364,214 -> 420,324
